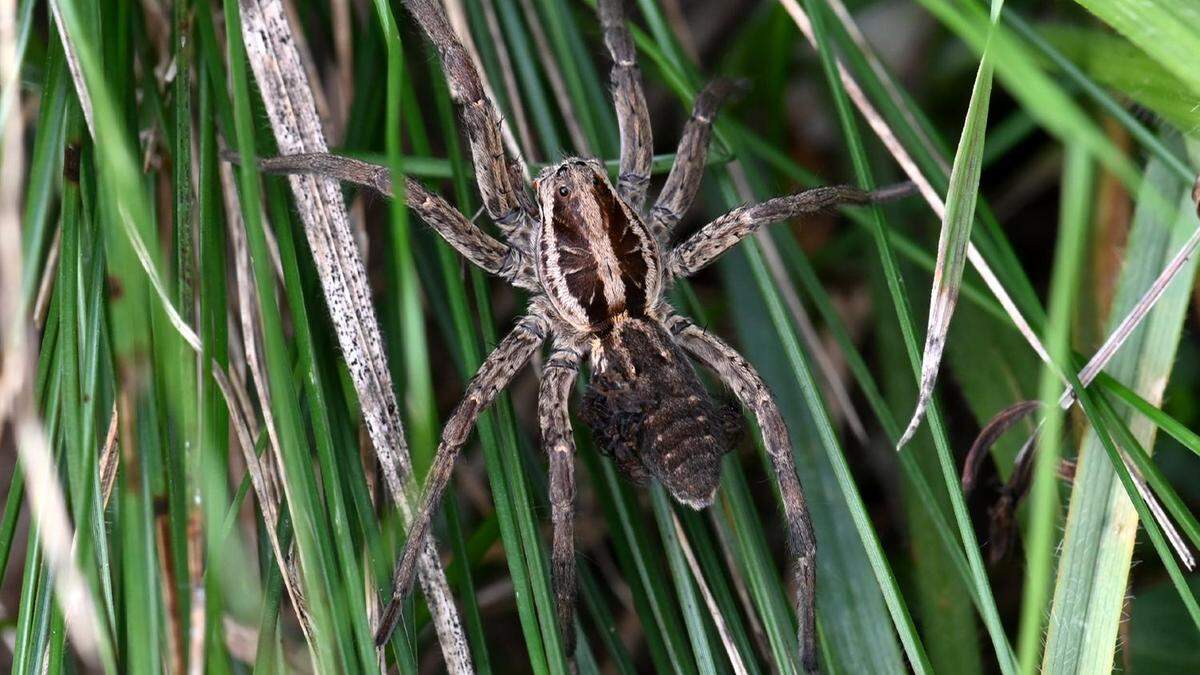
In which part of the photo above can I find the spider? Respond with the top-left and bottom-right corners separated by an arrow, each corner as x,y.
249,0 -> 911,670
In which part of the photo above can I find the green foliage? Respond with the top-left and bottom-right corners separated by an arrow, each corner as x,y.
3,0 -> 1199,673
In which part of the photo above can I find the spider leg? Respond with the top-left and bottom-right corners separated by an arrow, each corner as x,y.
539,344 -> 583,657
401,0 -> 527,229
649,79 -> 743,241
239,152 -> 538,289
375,311 -> 548,646
665,312 -> 819,674
668,182 -> 915,279
598,0 -> 653,210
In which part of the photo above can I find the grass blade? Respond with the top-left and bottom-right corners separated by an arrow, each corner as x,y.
1016,144 -> 1091,675
898,44 -> 994,449
790,0 -> 1013,670
1043,139 -> 1200,673
1068,0 -> 1200,99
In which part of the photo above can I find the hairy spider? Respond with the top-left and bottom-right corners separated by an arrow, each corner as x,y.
249,0 -> 911,670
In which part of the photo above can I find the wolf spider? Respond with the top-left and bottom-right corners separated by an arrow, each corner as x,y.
250,0 -> 911,670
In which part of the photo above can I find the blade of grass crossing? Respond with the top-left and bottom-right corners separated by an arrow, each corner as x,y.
795,0 -> 1015,671
1043,143 -> 1200,673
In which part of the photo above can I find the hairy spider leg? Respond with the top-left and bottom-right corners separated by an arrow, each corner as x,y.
649,78 -> 744,242
599,0 -> 653,210
540,346 -> 584,657
668,312 -> 819,673
375,312 -> 548,646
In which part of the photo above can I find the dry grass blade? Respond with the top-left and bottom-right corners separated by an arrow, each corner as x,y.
1123,455 -> 1195,570
47,1 -> 93,135
211,363 -> 315,645
708,511 -> 773,664
98,403 -> 120,506
824,0 -> 949,175
898,54 -> 994,450
221,160 -> 284,475
672,513 -> 750,675
31,228 -> 60,330
232,0 -> 472,667
1058,222 -> 1200,409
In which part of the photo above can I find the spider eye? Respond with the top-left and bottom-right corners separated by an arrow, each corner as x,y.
557,185 -> 570,197
592,174 -> 602,187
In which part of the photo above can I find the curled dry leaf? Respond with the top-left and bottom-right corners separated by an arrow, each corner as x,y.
961,399 -> 1043,494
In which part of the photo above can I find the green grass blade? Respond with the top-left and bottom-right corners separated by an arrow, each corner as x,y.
1016,145 -> 1091,675
795,0 -> 1011,670
1043,139 -> 1200,673
1068,0 -> 1200,99
898,43 -> 993,448
1097,373 -> 1200,459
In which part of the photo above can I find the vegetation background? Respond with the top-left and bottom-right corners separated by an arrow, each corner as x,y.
1,0 -> 1199,673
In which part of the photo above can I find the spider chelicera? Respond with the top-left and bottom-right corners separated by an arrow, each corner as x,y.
249,0 -> 911,670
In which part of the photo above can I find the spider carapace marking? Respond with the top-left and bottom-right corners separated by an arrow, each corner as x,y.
535,158 -> 736,508
534,158 -> 660,332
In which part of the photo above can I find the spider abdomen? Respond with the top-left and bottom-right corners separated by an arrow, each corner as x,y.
581,318 -> 738,508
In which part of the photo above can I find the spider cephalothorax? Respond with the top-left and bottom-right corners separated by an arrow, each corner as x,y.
531,160 -> 734,505
532,158 -> 662,333
248,0 -> 913,671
